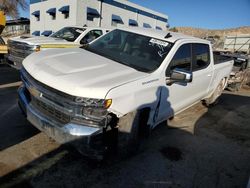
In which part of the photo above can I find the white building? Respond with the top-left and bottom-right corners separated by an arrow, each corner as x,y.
30,0 -> 169,36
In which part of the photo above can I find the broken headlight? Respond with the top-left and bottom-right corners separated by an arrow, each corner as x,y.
74,97 -> 112,117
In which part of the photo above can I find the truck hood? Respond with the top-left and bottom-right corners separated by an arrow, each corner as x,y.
23,48 -> 148,99
10,36 -> 77,46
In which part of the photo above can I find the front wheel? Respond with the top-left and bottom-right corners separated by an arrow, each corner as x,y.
116,111 -> 141,157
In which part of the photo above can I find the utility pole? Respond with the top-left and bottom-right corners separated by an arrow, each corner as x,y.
98,0 -> 103,27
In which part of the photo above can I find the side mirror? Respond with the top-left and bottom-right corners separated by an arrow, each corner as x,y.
166,68 -> 193,85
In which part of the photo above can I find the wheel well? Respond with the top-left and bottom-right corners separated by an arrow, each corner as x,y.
138,108 -> 151,137
108,107 -> 151,136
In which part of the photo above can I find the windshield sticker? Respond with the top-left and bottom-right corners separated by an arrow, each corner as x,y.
149,38 -> 170,58
149,38 -> 169,47
76,29 -> 84,34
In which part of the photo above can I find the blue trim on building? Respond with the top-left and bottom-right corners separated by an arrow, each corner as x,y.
102,0 -> 168,23
128,19 -> 138,26
46,8 -> 56,14
87,7 -> 100,17
30,0 -> 168,23
143,23 -> 151,28
41,30 -> 52,36
31,10 -> 40,17
112,14 -> 123,24
156,26 -> 162,30
59,5 -> 69,13
32,31 -> 40,36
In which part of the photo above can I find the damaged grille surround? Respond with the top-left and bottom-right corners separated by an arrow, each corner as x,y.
8,40 -> 39,59
20,68 -> 108,128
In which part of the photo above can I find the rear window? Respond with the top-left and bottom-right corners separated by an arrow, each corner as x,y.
192,43 -> 210,71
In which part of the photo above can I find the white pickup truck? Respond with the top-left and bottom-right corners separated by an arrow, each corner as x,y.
18,28 -> 233,158
7,26 -> 109,69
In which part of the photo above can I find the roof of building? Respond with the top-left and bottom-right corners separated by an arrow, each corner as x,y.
6,17 -> 30,25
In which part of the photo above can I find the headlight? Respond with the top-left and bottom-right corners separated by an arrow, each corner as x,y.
74,97 -> 112,109
34,45 -> 40,52
31,45 -> 40,52
82,107 -> 108,117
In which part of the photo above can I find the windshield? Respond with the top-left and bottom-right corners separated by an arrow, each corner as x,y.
85,29 -> 173,73
50,27 -> 85,42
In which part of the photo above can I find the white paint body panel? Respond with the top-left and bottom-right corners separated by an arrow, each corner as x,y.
9,26 -> 108,48
23,28 -> 234,128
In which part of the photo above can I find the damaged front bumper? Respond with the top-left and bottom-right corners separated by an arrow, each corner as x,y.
18,86 -> 106,157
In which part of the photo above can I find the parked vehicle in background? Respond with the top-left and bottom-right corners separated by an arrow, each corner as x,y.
18,28 -> 234,159
0,10 -> 8,63
7,26 -> 109,69
217,52 -> 250,91
223,35 -> 250,54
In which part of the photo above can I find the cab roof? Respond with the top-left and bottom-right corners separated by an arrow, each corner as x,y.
119,27 -> 209,44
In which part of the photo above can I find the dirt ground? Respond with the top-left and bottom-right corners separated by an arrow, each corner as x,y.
0,65 -> 250,188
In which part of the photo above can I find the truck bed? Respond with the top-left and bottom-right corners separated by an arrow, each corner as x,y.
213,51 -> 233,65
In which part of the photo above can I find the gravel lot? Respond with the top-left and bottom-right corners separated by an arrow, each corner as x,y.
0,65 -> 250,188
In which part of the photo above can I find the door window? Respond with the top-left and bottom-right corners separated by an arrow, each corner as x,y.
80,30 -> 103,44
166,43 -> 191,76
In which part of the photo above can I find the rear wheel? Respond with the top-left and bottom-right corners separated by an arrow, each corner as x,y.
204,78 -> 226,106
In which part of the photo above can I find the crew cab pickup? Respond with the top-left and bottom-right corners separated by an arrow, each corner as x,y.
18,28 -> 234,158
7,26 -> 108,69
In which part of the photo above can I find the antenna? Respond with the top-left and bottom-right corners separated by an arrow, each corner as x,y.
164,33 -> 172,38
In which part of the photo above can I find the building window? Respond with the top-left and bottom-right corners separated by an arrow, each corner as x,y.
87,7 -> 100,21
41,30 -> 52,37
143,23 -> 152,28
32,10 -> 40,21
32,31 -> 40,36
156,26 -> 162,30
111,14 -> 123,26
59,5 -> 70,19
128,19 -> 138,27
46,8 -> 56,20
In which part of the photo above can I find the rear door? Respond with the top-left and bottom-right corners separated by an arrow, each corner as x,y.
191,43 -> 213,101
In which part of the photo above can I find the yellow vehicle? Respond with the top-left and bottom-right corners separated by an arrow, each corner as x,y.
0,10 -> 8,57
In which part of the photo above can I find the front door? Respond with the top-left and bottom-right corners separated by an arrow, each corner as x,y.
156,42 -> 212,122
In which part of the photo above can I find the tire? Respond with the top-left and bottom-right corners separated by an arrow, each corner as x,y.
116,111 -> 140,157
204,78 -> 225,106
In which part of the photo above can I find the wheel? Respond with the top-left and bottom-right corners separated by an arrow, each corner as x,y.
204,78 -> 225,106
116,111 -> 141,157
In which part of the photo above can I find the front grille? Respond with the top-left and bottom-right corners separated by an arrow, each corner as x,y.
9,49 -> 27,58
21,68 -> 105,127
8,40 -> 36,59
21,68 -> 75,102
32,97 -> 71,124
